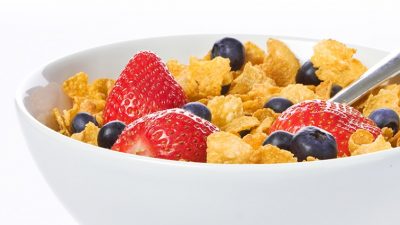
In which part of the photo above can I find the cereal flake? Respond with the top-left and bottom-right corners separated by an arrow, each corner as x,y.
207,95 -> 244,128
262,39 -> 300,86
206,131 -> 254,164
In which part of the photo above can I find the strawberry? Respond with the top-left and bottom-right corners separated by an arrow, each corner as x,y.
103,51 -> 187,125
112,108 -> 219,162
269,100 -> 381,157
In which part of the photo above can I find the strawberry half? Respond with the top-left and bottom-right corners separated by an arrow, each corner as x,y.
269,100 -> 381,157
112,108 -> 219,162
103,51 -> 187,125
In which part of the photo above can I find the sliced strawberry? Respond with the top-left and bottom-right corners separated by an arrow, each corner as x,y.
112,109 -> 219,162
269,100 -> 381,157
103,51 -> 187,125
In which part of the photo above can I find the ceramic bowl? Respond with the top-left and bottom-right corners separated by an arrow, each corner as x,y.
15,35 -> 400,225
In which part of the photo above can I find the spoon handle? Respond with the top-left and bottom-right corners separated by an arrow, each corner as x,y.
329,51 -> 400,105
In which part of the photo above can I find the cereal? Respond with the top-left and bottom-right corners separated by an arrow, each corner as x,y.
242,132 -> 267,149
167,57 -> 232,101
389,130 -> 400,146
70,122 -> 100,146
241,82 -> 281,113
231,70 -> 243,80
315,80 -> 333,100
381,127 -> 394,141
252,108 -> 277,122
173,69 -> 200,101
262,39 -> 300,86
62,72 -> 89,98
166,59 -> 187,77
53,72 -> 114,134
206,131 -> 254,164
348,129 -> 391,156
305,156 -> 318,161
203,51 -> 211,60
252,145 -> 297,164
244,41 -> 265,65
197,97 -> 211,105
52,108 -> 70,136
52,37 -> 395,164
311,39 -> 367,87
207,95 -> 244,128
189,56 -> 232,97
252,108 -> 278,133
222,116 -> 260,135
277,84 -> 319,104
88,78 -> 115,100
253,112 -> 278,134
362,85 -> 400,117
229,63 -> 275,94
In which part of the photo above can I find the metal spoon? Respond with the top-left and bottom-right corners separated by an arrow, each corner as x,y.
329,51 -> 400,104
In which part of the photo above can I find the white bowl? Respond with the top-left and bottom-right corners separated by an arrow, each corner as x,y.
16,35 -> 400,225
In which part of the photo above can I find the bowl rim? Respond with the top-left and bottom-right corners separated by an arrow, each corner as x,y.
15,33 -> 399,170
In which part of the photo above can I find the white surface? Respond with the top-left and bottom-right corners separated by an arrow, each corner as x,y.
1,0 -> 400,224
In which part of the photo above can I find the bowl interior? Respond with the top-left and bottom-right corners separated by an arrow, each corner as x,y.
17,34 -> 389,151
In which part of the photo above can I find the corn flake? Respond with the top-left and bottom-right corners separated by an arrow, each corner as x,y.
222,116 -> 260,134
252,145 -> 297,164
252,109 -> 278,134
54,72 -> 115,134
203,51 -> 211,60
349,129 -> 391,156
244,41 -> 265,65
305,156 -> 318,162
206,131 -> 254,164
277,84 -> 319,104
262,39 -> 300,86
311,39 -> 367,87
315,80 -> 333,100
52,108 -> 70,136
381,127 -> 394,142
166,59 -> 187,77
207,95 -> 244,128
389,130 -> 400,146
63,72 -> 89,98
88,78 -> 115,100
229,63 -> 275,94
189,56 -> 232,98
242,82 -> 282,114
252,108 -> 277,122
242,132 -> 267,149
362,85 -> 400,117
174,69 -> 200,101
70,122 -> 100,146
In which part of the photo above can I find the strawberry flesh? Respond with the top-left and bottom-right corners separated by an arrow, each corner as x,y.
103,51 -> 187,125
269,100 -> 381,157
112,109 -> 219,162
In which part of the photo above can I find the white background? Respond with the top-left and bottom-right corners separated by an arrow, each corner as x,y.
1,0 -> 399,224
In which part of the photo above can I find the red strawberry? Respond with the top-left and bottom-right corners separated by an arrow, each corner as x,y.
112,108 -> 219,162
103,51 -> 187,125
269,100 -> 381,157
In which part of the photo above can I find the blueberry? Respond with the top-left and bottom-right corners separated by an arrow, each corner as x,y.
221,84 -> 231,95
330,84 -> 342,97
263,131 -> 293,151
211,37 -> 245,71
368,108 -> 399,134
264,97 -> 293,113
97,121 -> 126,149
239,129 -> 251,138
71,112 -> 98,133
296,61 -> 321,85
182,102 -> 212,121
290,126 -> 337,162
